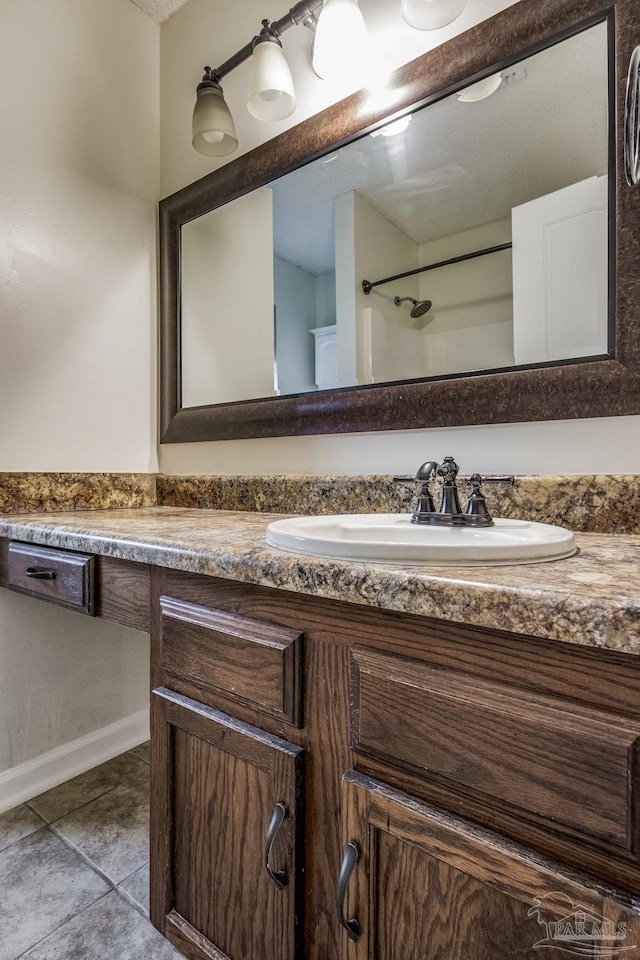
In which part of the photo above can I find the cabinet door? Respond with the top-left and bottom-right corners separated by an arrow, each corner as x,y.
339,770 -> 640,960
151,686 -> 304,960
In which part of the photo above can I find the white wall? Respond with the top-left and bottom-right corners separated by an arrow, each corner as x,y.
353,193 -> 419,337
159,0 -> 640,475
0,592 -> 149,774
0,0 -> 159,775
335,190 -> 418,384
316,272 -> 337,329
418,220 -> 513,334
181,189 -> 275,406
354,192 -> 419,381
419,220 -> 514,375
0,0 -> 159,473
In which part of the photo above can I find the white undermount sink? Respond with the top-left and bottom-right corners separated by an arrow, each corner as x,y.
266,514 -> 577,566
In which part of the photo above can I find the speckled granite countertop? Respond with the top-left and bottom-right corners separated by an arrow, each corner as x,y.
1,507 -> 640,656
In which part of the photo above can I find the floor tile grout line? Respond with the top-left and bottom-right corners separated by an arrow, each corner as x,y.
2,750 -> 152,959
10,890 -> 114,960
0,820 -> 48,857
114,880 -> 150,921
43,822 -> 151,926
46,823 -> 143,897
25,756 -> 150,826
1,826 -> 150,959
131,744 -> 151,765
118,860 -> 150,886
114,860 -> 150,920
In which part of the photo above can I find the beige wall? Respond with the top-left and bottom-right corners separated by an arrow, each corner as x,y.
0,592 -> 149,773
0,0 -> 159,774
350,192 -> 419,383
181,188 -> 274,406
159,0 -> 640,475
0,0 -> 158,473
418,220 -> 513,335
334,190 -> 419,384
418,220 -> 514,375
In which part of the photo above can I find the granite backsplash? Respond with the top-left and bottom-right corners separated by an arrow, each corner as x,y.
156,474 -> 640,534
0,473 -> 156,514
0,472 -> 638,535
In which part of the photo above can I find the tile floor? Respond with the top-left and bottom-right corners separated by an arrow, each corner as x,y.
0,744 -> 181,959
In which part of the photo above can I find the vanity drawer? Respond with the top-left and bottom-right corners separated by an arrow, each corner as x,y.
8,542 -> 96,615
350,645 -> 640,850
158,596 -> 303,725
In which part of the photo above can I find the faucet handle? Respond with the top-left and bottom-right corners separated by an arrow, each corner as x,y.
465,474 -> 490,522
438,456 -> 460,481
475,475 -> 515,486
392,475 -> 436,516
464,473 -> 515,525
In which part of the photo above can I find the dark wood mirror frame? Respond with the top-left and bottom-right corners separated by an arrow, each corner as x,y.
160,0 -> 640,444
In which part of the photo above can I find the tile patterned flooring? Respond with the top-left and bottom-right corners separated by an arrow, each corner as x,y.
0,743 -> 181,959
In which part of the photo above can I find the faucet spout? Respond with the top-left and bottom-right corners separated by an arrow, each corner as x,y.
414,461 -> 439,482
399,456 -> 514,527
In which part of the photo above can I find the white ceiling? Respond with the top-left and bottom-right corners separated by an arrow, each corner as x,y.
272,22 -> 609,275
129,0 -> 189,23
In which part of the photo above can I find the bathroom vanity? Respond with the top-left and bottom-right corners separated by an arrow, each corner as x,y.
2,506 -> 640,959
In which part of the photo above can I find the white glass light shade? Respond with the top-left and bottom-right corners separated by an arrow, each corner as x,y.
312,0 -> 368,82
248,39 -> 296,121
192,85 -> 238,156
457,73 -> 503,102
401,0 -> 467,30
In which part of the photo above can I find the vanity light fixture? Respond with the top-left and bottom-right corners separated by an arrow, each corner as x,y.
192,0 -> 325,156
192,69 -> 238,156
311,0 -> 369,81
192,0 -> 455,157
401,0 -> 467,30
248,23 -> 296,120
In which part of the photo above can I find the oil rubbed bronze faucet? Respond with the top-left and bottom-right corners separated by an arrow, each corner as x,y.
394,457 -> 515,527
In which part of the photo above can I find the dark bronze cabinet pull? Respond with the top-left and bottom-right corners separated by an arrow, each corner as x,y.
25,567 -> 56,580
337,841 -> 361,942
264,802 -> 288,890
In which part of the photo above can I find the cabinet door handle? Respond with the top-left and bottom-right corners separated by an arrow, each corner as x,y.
25,567 -> 56,580
337,841 -> 361,943
264,801 -> 288,890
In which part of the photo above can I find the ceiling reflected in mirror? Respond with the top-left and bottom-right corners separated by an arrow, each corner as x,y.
180,21 -> 610,410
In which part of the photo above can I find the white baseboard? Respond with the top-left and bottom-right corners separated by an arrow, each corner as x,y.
0,708 -> 150,815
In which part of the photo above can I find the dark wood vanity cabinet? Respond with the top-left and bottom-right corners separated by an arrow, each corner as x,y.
150,588 -> 308,960
0,539 -> 151,632
149,569 -> 640,960
150,686 -> 304,960
339,771 -> 640,960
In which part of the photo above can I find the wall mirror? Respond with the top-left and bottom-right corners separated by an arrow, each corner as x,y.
160,0 -> 640,443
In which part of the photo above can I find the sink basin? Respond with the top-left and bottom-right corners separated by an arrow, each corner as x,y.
266,514 -> 577,566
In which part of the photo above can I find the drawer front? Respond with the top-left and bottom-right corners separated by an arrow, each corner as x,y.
8,542 -> 96,615
350,646 -> 640,849
159,596 -> 303,725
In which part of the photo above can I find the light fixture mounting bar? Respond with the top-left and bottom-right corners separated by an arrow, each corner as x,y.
272,0 -> 324,33
211,0 -> 325,82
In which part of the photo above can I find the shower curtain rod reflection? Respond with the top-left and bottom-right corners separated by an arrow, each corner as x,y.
361,242 -> 513,295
